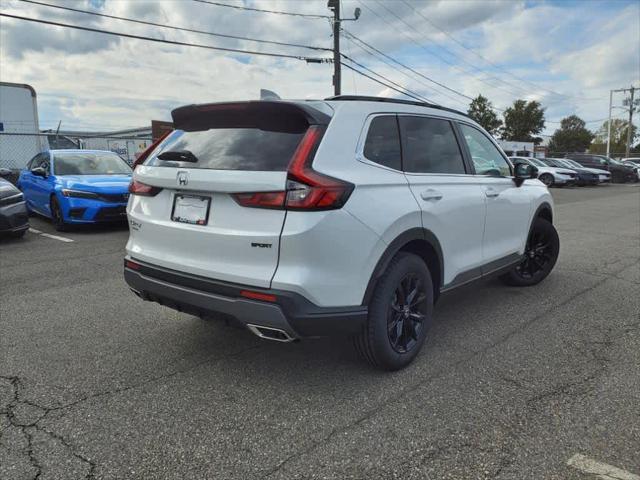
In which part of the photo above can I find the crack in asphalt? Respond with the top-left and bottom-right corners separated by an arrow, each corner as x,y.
260,267 -> 626,479
0,343 -> 262,479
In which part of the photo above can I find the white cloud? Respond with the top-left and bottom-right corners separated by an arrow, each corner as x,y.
0,0 -> 637,134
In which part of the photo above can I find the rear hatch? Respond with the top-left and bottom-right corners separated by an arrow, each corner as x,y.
126,101 -> 331,287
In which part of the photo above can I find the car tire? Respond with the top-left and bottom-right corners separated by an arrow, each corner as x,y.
50,196 -> 68,232
353,252 -> 434,371
539,173 -> 554,187
500,218 -> 559,287
10,229 -> 27,239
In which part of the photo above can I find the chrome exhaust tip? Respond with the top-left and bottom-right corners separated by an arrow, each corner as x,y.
246,324 -> 296,343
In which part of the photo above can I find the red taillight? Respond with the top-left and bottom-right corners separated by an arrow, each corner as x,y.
128,179 -> 162,197
240,290 -> 277,302
233,191 -> 286,209
125,260 -> 141,270
231,125 -> 353,211
133,130 -> 173,169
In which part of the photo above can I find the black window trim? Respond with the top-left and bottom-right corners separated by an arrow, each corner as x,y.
358,112 -> 474,176
455,121 -> 513,177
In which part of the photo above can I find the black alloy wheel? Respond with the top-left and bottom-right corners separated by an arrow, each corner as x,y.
354,252 -> 434,370
388,274 -> 427,354
501,217 -> 559,287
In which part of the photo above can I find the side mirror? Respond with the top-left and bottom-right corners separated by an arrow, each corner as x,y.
31,167 -> 47,177
514,163 -> 537,187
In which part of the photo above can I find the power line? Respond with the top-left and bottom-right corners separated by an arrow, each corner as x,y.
341,54 -> 433,103
342,30 -> 477,104
17,0 -> 331,52
342,33 -> 468,108
367,0 -> 527,99
192,0 -> 331,19
340,62 -> 430,104
0,13 -> 329,62
399,0 -> 600,102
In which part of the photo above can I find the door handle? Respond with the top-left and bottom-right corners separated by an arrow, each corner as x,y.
420,189 -> 443,201
485,188 -> 500,198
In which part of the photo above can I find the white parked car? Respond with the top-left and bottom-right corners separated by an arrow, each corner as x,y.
557,158 -> 611,183
621,158 -> 640,180
509,156 -> 577,187
125,96 -> 559,370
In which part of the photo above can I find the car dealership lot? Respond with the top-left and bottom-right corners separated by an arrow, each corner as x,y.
1,185 -> 638,479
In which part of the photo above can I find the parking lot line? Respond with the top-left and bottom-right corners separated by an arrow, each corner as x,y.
39,232 -> 74,243
29,227 -> 74,242
567,454 -> 640,480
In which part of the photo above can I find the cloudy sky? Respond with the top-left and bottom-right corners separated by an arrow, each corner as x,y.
1,0 -> 638,135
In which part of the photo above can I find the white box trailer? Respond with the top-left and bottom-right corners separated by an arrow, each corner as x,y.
0,82 -> 48,170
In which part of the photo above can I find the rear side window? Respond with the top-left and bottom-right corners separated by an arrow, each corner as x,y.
399,116 -> 465,174
146,128 -> 304,171
363,116 -> 401,170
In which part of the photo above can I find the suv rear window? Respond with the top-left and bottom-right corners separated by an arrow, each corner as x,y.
146,128 -> 304,171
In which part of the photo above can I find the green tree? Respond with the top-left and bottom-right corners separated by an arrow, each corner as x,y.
467,95 -> 502,136
501,99 -> 546,143
547,115 -> 594,154
590,119 -> 638,155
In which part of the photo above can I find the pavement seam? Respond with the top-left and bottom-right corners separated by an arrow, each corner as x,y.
260,267 -> 625,479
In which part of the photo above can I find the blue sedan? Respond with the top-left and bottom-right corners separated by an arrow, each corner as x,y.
17,150 -> 132,231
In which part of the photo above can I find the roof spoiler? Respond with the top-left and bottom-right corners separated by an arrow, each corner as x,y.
171,101 -> 331,133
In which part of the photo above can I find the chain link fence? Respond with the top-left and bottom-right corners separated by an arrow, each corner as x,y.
0,132 -> 153,171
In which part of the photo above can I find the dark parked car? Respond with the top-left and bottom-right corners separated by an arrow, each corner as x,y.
543,158 -> 599,186
0,174 -> 29,238
565,153 -> 637,183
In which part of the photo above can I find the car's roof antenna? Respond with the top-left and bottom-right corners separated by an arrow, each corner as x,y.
260,89 -> 281,100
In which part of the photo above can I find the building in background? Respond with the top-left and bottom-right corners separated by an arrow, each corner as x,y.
0,82 -> 48,170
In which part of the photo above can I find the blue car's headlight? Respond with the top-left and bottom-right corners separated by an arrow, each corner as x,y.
61,189 -> 100,199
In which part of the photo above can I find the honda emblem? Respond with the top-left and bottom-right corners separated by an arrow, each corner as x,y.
177,171 -> 188,186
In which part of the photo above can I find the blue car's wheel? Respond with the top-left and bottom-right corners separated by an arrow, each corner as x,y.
50,196 -> 68,232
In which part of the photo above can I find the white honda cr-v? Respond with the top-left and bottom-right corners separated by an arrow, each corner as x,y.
124,96 -> 559,370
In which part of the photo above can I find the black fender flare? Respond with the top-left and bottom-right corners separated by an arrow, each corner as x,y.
361,228 -> 444,305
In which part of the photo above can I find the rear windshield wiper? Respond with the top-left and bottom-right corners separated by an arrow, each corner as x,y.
157,150 -> 199,163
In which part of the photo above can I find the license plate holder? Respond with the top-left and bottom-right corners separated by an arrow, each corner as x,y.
171,194 -> 211,226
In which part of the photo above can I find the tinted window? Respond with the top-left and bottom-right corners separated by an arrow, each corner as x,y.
54,152 -> 132,175
36,154 -> 50,174
459,124 -> 511,176
146,128 -> 304,171
363,116 -> 401,170
399,116 -> 465,174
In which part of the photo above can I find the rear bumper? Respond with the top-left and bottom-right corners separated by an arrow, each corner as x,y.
123,258 -> 367,339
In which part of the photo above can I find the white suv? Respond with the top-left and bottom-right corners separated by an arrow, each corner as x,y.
124,96 -> 559,370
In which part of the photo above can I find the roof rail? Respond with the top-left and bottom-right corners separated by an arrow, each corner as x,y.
324,95 -> 469,118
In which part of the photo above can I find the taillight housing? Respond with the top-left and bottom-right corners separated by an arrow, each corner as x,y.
232,125 -> 353,211
129,180 -> 162,197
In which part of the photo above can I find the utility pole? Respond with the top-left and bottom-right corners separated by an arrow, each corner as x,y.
606,90 -> 613,157
328,0 -> 341,96
625,86 -> 635,158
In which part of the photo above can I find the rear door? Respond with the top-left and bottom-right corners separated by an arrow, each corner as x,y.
126,101 -> 329,288
399,115 -> 486,286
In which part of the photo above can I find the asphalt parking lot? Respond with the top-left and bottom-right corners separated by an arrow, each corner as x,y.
1,184 -> 639,480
